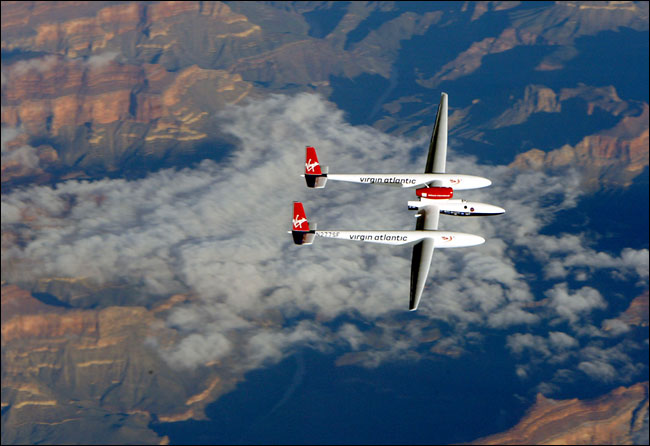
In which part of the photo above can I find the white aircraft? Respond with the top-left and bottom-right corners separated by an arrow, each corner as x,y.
290,201 -> 485,310
303,144 -> 491,190
294,93 -> 504,310
303,93 -> 490,191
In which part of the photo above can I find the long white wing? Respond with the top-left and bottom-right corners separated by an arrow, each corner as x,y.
410,93 -> 448,310
425,92 -> 448,174
409,205 -> 439,310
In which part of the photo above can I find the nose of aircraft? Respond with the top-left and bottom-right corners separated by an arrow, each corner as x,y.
471,203 -> 505,215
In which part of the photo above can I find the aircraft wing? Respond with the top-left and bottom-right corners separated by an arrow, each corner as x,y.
424,93 -> 448,174
409,205 -> 439,310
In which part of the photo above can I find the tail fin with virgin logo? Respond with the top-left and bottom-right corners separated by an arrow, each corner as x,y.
291,202 -> 316,245
304,146 -> 328,188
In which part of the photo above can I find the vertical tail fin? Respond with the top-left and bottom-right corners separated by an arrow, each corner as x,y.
305,147 -> 322,175
304,146 -> 328,188
292,202 -> 310,231
291,202 -> 316,245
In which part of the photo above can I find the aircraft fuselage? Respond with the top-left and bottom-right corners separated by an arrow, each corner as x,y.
314,230 -> 484,247
408,198 -> 505,216
325,173 -> 491,190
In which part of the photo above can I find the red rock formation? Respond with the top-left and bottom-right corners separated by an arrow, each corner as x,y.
1,310 -> 99,342
510,104 -> 649,188
1,1 -> 262,182
419,27 -> 538,88
148,1 -> 200,22
620,291 -> 649,327
3,57 -> 145,129
1,285 -> 97,342
1,284 -> 58,322
1,1 -> 257,55
1,284 -> 238,444
419,2 -> 648,87
472,382 -> 649,445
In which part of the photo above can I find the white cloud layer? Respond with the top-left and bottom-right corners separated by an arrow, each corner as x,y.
1,126 -> 40,170
85,51 -> 120,70
1,93 -> 647,386
2,52 -> 120,87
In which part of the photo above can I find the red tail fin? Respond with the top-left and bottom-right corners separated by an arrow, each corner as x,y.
292,202 -> 310,231
305,146 -> 322,175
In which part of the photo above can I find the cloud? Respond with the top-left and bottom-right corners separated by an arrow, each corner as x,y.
1,93 -> 647,385
577,360 -> 617,381
1,126 -> 41,170
576,344 -> 643,383
563,248 -> 650,282
546,284 -> 607,324
166,331 -> 232,369
506,331 -> 579,362
548,331 -> 579,350
601,318 -> 631,336
8,55 -> 59,76
2,52 -> 120,87
2,145 -> 40,169
1,127 -> 22,151
507,334 -> 552,357
85,51 -> 120,70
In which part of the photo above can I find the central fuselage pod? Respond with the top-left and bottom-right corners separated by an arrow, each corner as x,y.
409,187 -> 505,216
416,187 -> 453,199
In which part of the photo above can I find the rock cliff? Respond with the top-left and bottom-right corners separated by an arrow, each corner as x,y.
511,103 -> 649,189
472,381 -> 649,445
1,284 -> 240,444
2,1 -> 648,188
2,2 -> 648,444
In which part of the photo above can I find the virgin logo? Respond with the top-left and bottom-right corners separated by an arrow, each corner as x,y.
449,178 -> 461,184
305,159 -> 319,173
441,235 -> 454,242
293,215 -> 307,229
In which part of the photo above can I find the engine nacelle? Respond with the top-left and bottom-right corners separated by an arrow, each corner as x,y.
416,186 -> 453,199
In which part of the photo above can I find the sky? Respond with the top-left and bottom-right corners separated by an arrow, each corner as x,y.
2,92 -> 648,399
